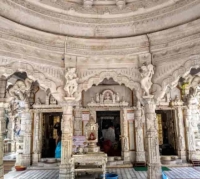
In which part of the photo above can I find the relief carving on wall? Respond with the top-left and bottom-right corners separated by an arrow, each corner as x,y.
87,89 -> 128,107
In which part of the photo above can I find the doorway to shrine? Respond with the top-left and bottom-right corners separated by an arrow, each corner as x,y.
41,112 -> 62,158
96,111 -> 121,156
156,110 -> 177,156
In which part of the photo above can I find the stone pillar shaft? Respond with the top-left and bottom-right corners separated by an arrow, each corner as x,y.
135,107 -> 145,162
74,105 -> 82,136
32,112 -> 41,164
59,102 -> 74,179
184,106 -> 196,161
175,107 -> 186,160
21,108 -> 32,166
121,109 -> 130,161
0,76 -> 7,179
0,104 -> 5,179
143,96 -> 161,179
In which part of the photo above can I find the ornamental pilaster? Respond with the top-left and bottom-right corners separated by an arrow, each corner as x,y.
175,106 -> 186,160
143,96 -> 161,179
121,109 -> 130,161
32,111 -> 41,164
135,102 -> 145,162
59,99 -> 75,179
184,105 -> 196,161
0,103 -> 7,179
74,104 -> 82,136
0,76 -> 7,179
21,103 -> 32,167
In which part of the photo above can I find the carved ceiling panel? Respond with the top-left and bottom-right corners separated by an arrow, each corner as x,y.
0,0 -> 199,37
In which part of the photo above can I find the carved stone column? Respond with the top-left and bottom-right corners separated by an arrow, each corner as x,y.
0,103 -> 6,178
175,107 -> 186,160
59,99 -> 74,179
184,105 -> 196,161
21,102 -> 32,167
121,109 -> 130,161
0,76 -> 7,179
32,111 -> 41,164
135,103 -> 145,162
143,96 -> 161,179
74,104 -> 82,136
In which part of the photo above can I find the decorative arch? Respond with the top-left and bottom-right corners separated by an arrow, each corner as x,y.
153,56 -> 200,100
0,61 -> 64,102
78,70 -> 141,93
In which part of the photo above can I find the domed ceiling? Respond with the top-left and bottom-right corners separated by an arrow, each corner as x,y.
0,0 -> 200,37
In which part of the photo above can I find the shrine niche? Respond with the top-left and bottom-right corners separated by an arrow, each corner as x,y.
88,89 -> 128,107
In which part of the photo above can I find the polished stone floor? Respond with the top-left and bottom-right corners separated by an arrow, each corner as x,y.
4,167 -> 200,179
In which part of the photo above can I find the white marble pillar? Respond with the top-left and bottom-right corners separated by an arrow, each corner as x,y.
21,104 -> 32,167
10,116 -> 16,152
32,111 -> 41,164
135,104 -> 145,162
175,107 -> 186,160
0,103 -> 5,179
0,76 -> 7,179
121,109 -> 130,161
74,104 -> 82,136
184,105 -> 196,161
59,99 -> 74,179
143,96 -> 161,179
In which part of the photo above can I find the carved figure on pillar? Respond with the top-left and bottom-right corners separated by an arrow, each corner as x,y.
139,63 -> 154,96
64,68 -> 78,97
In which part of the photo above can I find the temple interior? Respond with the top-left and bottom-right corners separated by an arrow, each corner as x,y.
1,1 -> 200,179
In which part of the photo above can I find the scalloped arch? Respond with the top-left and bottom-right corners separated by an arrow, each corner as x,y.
153,56 -> 200,100
78,70 -> 141,93
0,61 -> 63,101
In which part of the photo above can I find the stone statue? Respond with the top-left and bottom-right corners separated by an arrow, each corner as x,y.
35,97 -> 42,105
122,136 -> 129,151
8,78 -> 33,102
96,93 -> 100,103
113,93 -> 116,103
100,94 -> 103,103
139,63 -> 154,96
116,93 -> 120,102
64,68 -> 78,97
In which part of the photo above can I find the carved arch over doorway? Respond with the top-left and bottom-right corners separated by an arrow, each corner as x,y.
0,61 -> 64,102
78,70 -> 141,95
153,56 -> 200,100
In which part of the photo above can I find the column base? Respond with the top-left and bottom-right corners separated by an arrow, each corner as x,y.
178,150 -> 186,161
122,151 -> 130,162
59,164 -> 73,179
147,163 -> 162,179
136,151 -> 146,162
0,165 -> 4,178
32,153 -> 40,164
21,154 -> 31,167
187,150 -> 196,161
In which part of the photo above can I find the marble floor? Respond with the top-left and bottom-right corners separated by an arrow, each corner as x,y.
4,167 -> 200,179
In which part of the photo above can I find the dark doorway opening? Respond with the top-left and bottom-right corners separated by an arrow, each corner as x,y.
156,110 -> 177,156
96,111 -> 121,156
42,112 -> 62,158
